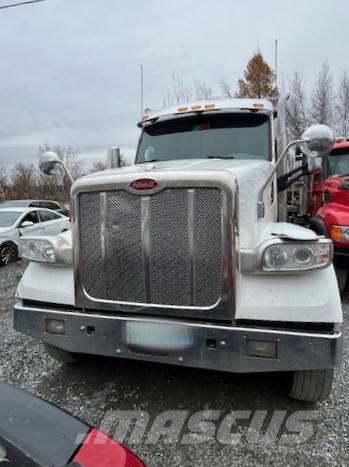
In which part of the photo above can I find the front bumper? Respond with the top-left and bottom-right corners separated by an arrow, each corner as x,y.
14,303 -> 343,374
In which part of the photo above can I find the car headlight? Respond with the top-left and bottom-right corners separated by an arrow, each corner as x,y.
262,241 -> 332,272
329,226 -> 349,242
18,236 -> 72,265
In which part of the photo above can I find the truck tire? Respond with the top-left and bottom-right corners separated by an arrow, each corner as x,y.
288,369 -> 334,402
43,343 -> 80,364
335,268 -> 348,294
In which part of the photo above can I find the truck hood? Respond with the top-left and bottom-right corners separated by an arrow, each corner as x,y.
77,159 -> 275,248
323,174 -> 349,209
83,158 -> 272,177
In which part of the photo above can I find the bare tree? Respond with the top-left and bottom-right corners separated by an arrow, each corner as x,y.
194,81 -> 214,100
311,61 -> 335,127
163,73 -> 193,106
220,80 -> 233,98
286,71 -> 309,139
11,163 -> 38,199
0,165 -> 9,201
90,161 -> 107,172
336,70 -> 349,136
120,154 -> 130,167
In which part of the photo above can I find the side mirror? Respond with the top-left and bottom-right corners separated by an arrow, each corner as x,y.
301,125 -> 335,158
39,151 -> 74,183
39,151 -> 61,175
20,221 -> 34,228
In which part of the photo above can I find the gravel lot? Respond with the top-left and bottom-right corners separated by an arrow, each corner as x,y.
0,260 -> 348,466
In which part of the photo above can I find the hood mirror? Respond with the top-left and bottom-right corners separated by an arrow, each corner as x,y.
39,151 -> 74,183
301,125 -> 335,158
39,151 -> 61,175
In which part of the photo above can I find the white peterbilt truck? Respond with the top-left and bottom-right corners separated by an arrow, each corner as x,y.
14,96 -> 343,402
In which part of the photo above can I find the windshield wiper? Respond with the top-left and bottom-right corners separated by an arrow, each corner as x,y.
207,155 -> 235,159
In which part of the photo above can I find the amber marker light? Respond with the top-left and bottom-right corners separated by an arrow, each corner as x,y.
330,226 -> 344,242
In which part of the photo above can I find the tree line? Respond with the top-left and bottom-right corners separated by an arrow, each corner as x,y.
0,144 -> 114,203
163,52 -> 349,139
2,51 -> 348,202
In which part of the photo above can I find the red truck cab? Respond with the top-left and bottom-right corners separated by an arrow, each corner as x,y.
309,139 -> 349,291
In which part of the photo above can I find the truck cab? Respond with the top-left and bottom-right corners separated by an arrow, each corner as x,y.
13,98 -> 342,402
309,139 -> 349,291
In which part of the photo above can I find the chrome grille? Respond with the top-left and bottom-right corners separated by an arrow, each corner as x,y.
78,187 -> 224,308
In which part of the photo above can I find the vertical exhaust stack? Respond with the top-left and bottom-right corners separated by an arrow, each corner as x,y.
276,92 -> 291,221
108,147 -> 121,169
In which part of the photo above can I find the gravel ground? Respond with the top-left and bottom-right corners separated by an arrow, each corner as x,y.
0,260 -> 348,466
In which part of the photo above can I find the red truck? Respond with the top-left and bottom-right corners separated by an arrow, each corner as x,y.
309,138 -> 349,292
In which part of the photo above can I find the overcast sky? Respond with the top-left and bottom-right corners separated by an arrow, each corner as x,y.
0,0 -> 348,167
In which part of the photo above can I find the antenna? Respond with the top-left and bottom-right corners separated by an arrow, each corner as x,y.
140,64 -> 144,117
274,39 -> 278,90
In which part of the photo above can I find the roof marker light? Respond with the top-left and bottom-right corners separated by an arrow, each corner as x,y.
178,107 -> 188,112
191,105 -> 202,111
204,104 -> 215,109
253,103 -> 264,109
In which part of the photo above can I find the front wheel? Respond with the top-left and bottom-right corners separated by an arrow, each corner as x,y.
43,343 -> 81,364
0,243 -> 18,266
287,369 -> 334,402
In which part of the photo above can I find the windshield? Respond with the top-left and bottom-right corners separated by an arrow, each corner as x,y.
0,200 -> 28,207
136,113 -> 271,163
325,149 -> 349,177
0,211 -> 21,227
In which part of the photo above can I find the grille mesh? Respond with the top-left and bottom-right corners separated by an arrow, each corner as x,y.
150,190 -> 191,306
78,187 -> 223,308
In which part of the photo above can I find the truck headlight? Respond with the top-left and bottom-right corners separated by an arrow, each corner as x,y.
329,226 -> 349,242
262,241 -> 332,272
18,236 -> 72,265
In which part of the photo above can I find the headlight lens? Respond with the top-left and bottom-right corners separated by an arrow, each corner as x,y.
262,242 -> 332,272
19,239 -> 56,263
18,236 -> 72,264
330,226 -> 349,242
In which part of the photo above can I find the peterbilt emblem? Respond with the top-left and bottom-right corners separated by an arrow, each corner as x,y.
130,178 -> 158,191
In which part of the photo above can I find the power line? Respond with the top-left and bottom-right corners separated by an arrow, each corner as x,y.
0,0 -> 49,10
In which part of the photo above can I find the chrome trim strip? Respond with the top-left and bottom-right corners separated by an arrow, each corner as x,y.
188,189 -> 196,306
99,192 -> 108,286
100,193 -> 107,264
141,196 -> 151,302
80,286 -> 221,311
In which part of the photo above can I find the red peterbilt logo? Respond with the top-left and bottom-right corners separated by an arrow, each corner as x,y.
130,178 -> 159,191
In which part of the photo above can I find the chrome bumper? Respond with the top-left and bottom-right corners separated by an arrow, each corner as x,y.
14,303 -> 342,373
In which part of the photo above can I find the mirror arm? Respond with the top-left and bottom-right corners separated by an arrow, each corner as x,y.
277,163 -> 309,193
257,138 -> 305,218
57,160 -> 74,184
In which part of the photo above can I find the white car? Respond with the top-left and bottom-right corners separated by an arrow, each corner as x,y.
0,207 -> 71,266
